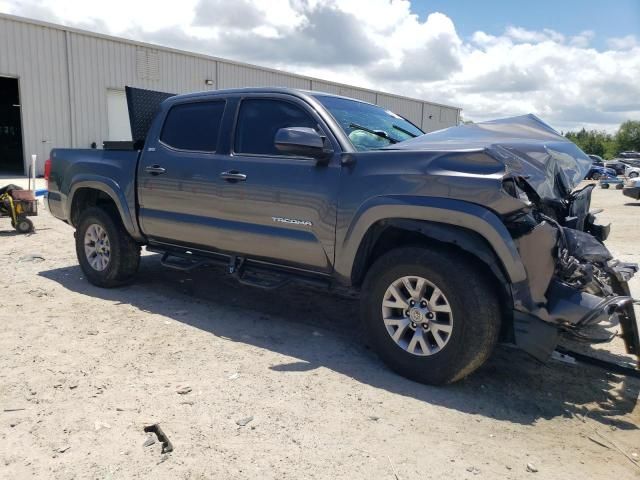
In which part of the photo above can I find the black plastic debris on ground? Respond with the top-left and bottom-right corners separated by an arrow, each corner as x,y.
144,424 -> 173,453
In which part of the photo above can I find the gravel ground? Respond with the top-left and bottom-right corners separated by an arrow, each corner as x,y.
1,177 -> 639,479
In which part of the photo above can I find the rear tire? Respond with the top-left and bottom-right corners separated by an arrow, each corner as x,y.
592,173 -> 601,180
601,183 -> 610,189
75,207 -> 140,287
630,172 -> 639,178
361,247 -> 501,385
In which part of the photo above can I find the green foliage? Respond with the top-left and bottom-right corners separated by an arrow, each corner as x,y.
564,120 -> 640,159
615,120 -> 640,152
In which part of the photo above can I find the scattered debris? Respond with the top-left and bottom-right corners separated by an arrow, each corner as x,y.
57,446 -> 70,454
27,288 -> 48,298
551,350 -> 576,365
86,330 -> 99,336
526,463 -> 538,473
588,436 -> 611,450
3,408 -> 26,412
368,415 -> 380,421
143,436 -> 156,447
94,420 -> 111,431
466,466 -> 480,475
18,253 -> 45,263
176,385 -> 192,395
143,424 -> 173,453
387,456 -> 401,480
236,416 -> 254,427
68,382 -> 78,390
227,373 -> 239,380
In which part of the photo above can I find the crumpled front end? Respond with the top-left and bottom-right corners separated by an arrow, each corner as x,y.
503,180 -> 639,362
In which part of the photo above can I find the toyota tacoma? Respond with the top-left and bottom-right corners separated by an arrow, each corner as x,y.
46,87 -> 639,384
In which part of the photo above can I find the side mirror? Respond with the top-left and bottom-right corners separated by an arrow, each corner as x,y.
274,127 -> 332,164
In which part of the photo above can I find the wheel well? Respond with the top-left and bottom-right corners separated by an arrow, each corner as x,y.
70,188 -> 118,226
351,220 -> 514,340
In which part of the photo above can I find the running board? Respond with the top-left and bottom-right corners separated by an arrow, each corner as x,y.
229,255 -> 290,290
149,245 -> 331,291
160,252 -> 209,271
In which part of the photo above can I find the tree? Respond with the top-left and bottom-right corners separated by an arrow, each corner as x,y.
615,120 -> 640,152
564,128 -> 613,157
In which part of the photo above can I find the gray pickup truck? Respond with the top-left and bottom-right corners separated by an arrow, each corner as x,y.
47,87 -> 639,384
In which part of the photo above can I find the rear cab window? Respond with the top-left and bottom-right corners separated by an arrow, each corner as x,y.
160,101 -> 226,152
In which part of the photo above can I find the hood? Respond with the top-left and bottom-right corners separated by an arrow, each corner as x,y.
385,114 -> 592,201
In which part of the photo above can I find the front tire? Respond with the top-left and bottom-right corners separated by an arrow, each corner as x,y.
361,247 -> 501,385
75,207 -> 140,287
629,172 -> 639,179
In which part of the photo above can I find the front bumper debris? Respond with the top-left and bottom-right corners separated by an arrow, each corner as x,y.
507,197 -> 639,363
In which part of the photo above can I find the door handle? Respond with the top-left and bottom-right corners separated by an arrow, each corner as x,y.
220,170 -> 247,182
145,165 -> 166,175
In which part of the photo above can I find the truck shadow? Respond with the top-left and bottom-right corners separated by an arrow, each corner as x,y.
39,255 -> 639,430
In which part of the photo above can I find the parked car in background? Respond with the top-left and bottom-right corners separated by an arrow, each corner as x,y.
585,164 -> 616,180
625,165 -> 640,178
587,154 -> 604,166
619,151 -> 640,159
605,159 -> 633,175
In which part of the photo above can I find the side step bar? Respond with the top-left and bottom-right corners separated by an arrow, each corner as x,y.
149,247 -> 331,291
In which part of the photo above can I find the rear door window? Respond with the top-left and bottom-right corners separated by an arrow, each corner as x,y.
233,98 -> 317,156
160,101 -> 225,152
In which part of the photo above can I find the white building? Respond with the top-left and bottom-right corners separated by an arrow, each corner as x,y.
0,13 -> 461,175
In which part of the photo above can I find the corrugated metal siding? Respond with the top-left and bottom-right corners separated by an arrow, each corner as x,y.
67,32 -> 219,150
217,62 -> 311,90
377,93 -> 424,127
310,80 -> 341,95
0,17 -> 71,173
336,86 -> 377,104
0,14 -> 460,174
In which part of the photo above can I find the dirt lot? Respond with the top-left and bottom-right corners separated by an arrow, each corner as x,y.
1,177 -> 639,479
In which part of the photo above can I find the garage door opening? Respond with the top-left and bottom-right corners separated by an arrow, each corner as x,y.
0,77 -> 24,174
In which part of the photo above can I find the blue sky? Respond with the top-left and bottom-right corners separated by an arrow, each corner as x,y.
411,0 -> 639,49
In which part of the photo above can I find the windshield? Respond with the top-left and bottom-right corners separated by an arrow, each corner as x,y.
314,95 -> 424,151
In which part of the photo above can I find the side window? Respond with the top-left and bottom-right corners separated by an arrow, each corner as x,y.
234,98 -> 317,156
160,101 -> 225,152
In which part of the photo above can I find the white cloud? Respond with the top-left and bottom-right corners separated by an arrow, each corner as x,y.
607,34 -> 638,50
505,26 -> 565,44
1,0 -> 638,132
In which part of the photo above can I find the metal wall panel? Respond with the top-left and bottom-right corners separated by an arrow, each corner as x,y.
336,86 -> 377,104
0,13 -> 461,173
218,62 -> 311,90
422,104 -> 460,133
67,32 -> 218,150
0,17 -> 71,173
310,80 -> 341,95
377,93 -> 423,127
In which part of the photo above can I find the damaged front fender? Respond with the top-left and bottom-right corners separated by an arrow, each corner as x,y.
506,186 -> 639,363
